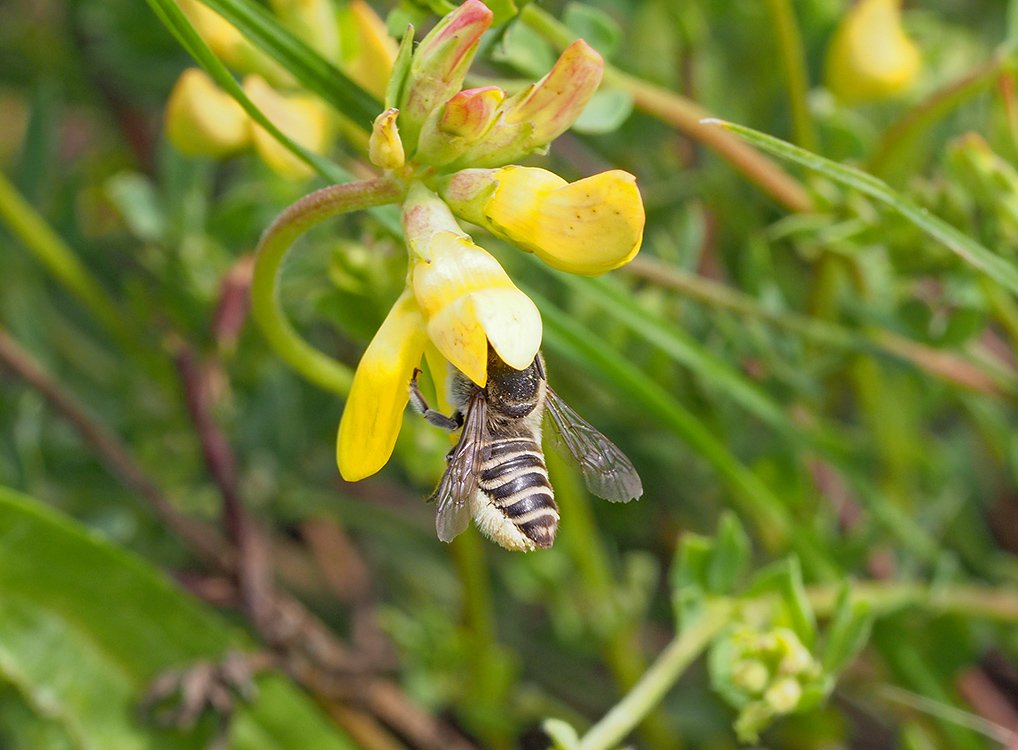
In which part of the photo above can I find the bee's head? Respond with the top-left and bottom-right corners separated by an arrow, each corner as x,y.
485,348 -> 544,417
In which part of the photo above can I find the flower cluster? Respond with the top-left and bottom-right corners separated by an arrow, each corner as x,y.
165,0 -> 395,178
709,625 -> 828,743
336,0 -> 645,481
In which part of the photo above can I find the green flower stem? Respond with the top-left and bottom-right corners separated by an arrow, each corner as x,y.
807,581 -> 1018,622
546,450 -> 674,750
0,169 -> 132,345
762,0 -> 818,151
251,177 -> 404,394
576,601 -> 734,750
517,4 -> 814,214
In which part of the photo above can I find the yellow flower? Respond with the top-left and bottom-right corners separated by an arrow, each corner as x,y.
339,0 -> 398,101
164,68 -> 250,157
825,0 -> 920,103
336,183 -> 541,481
437,166 -> 645,275
243,76 -> 332,179
337,289 -> 428,481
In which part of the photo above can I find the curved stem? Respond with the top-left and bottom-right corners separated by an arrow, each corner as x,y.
577,602 -> 734,750
518,5 -> 814,214
251,177 -> 405,394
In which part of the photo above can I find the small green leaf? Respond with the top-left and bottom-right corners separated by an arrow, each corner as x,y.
671,533 -> 712,626
821,587 -> 874,674
485,0 -> 519,26
542,718 -> 580,750
492,19 -> 556,79
562,3 -> 622,58
571,88 -> 634,134
707,512 -> 751,595
386,24 -> 415,110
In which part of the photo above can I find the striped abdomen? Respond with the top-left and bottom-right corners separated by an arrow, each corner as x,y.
476,437 -> 559,550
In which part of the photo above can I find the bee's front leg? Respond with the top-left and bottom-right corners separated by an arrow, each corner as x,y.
409,369 -> 462,431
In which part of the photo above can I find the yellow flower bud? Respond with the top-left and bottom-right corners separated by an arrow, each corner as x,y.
369,108 -> 405,171
764,677 -> 803,714
165,68 -> 250,157
440,166 -> 645,275
243,76 -> 332,179
337,289 -> 428,481
825,0 -> 920,103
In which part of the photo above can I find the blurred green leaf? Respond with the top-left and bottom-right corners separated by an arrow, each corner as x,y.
0,487 -> 356,749
562,3 -> 622,58
716,120 -> 1018,297
571,88 -> 634,134
821,587 -> 873,674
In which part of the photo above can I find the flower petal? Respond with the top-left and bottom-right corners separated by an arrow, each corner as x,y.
337,290 -> 427,481
424,295 -> 489,386
484,167 -> 645,275
470,288 -> 542,370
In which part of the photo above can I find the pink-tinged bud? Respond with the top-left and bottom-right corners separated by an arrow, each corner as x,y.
398,0 -> 493,152
415,87 -> 505,167
449,40 -> 604,169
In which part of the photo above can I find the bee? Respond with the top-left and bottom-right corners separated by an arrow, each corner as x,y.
409,348 -> 642,551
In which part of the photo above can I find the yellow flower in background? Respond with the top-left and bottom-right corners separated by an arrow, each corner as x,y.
825,0 -> 921,103
243,76 -> 332,179
437,167 -> 645,275
165,68 -> 250,157
336,183 -> 541,481
164,0 -> 392,179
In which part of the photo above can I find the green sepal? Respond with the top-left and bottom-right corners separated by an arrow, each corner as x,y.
386,24 -> 415,110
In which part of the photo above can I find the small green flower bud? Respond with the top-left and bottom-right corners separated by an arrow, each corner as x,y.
764,676 -> 803,714
731,660 -> 770,695
415,87 -> 505,167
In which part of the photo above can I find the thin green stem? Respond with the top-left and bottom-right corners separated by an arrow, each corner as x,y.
576,601 -> 734,750
807,581 -> 1018,622
0,169 -> 131,345
546,450 -> 674,750
251,177 -> 405,394
517,5 -> 814,214
762,0 -> 818,151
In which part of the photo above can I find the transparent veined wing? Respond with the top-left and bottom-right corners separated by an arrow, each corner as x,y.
545,387 -> 643,503
432,390 -> 487,542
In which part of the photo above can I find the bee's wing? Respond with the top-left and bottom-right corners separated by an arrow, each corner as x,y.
544,387 -> 643,503
432,391 -> 487,543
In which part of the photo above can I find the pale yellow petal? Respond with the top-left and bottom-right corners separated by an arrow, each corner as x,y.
470,288 -> 541,370
340,0 -> 398,101
337,290 -> 427,481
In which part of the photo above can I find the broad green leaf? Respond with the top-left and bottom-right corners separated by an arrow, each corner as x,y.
713,120 -> 1018,298
0,487 -> 356,750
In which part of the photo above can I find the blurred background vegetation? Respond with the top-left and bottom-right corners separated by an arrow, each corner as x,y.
1,0 -> 1018,748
